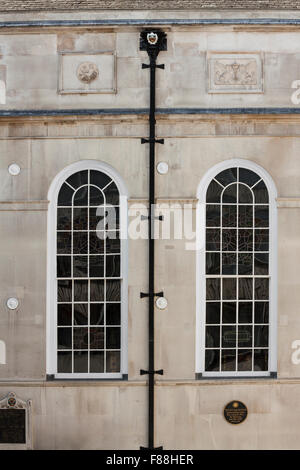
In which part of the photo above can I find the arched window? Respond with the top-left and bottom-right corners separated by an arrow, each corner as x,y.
47,161 -> 128,379
196,160 -> 277,377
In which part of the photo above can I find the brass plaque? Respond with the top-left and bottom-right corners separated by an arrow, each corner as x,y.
224,401 -> 247,425
0,409 -> 26,443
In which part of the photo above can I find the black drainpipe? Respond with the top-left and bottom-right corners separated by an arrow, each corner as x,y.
139,30 -> 167,450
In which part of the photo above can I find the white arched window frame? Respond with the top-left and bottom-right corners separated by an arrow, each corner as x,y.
196,159 -> 277,377
47,160 -> 128,379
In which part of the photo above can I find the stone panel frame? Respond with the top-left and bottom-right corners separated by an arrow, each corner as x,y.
0,392 -> 32,450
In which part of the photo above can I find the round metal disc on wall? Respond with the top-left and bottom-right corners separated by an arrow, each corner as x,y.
156,297 -> 168,310
6,298 -> 19,310
156,162 -> 169,175
224,401 -> 248,424
8,163 -> 21,176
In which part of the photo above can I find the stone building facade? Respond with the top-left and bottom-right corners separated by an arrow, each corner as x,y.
0,1 -> 300,449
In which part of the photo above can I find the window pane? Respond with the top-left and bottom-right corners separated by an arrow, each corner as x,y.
222,278 -> 236,300
206,205 -> 220,227
106,255 -> 120,278
57,328 -> 72,349
73,232 -> 88,254
239,278 -> 253,300
90,351 -> 104,373
255,302 -> 269,324
238,349 -> 252,371
206,302 -> 220,324
106,232 -> 120,254
238,325 -> 252,347
90,304 -> 105,325
73,187 -> 88,206
57,352 -> 72,373
238,302 -> 252,323
57,232 -> 71,254
74,351 -> 88,373
253,180 -> 268,204
206,180 -> 223,203
90,170 -> 111,189
254,349 -> 268,371
222,205 -> 237,227
89,207 -> 105,231
90,280 -> 104,302
73,208 -> 88,231
239,168 -> 260,187
238,205 -> 253,228
238,253 -> 253,275
73,256 -> 88,277
255,278 -> 269,300
254,325 -> 269,347
57,208 -> 71,230
222,184 -> 237,203
106,280 -> 121,301
106,304 -> 121,325
238,184 -> 253,203
222,229 -> 236,251
73,327 -> 88,349
89,256 -> 104,278
205,349 -> 220,371
222,253 -> 236,275
57,256 -> 71,278
206,326 -> 220,348
58,183 -> 74,206
90,328 -> 104,349
255,229 -> 269,251
57,280 -> 72,302
106,327 -> 121,349
221,349 -> 236,371
104,182 -> 119,205
74,304 -> 88,325
222,302 -> 236,323
206,253 -> 220,275
206,229 -> 220,251
66,170 -> 88,189
215,168 -> 237,186
255,206 -> 269,228
238,229 -> 253,251
89,232 -> 105,254
254,253 -> 269,275
222,326 -> 236,348
74,280 -> 88,302
106,351 -> 120,373
58,304 -> 72,326
89,186 -> 104,206
206,279 -> 220,300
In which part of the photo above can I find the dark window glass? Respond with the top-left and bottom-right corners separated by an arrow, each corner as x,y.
239,168 -> 260,187
222,326 -> 236,348
238,349 -> 252,371
206,253 -> 220,275
238,205 -> 253,228
57,280 -> 72,302
66,170 -> 88,189
74,304 -> 88,325
238,325 -> 252,347
74,351 -> 88,373
90,280 -> 104,302
106,280 -> 121,301
73,256 -> 88,277
89,207 -> 105,231
89,232 -> 105,254
90,170 -> 111,189
238,253 -> 253,275
254,325 -> 269,347
58,304 -> 72,326
73,232 -> 88,255
58,183 -> 74,206
255,229 -> 269,251
222,302 -> 236,323
215,168 -> 237,186
57,256 -> 71,278
90,186 -> 104,206
206,278 -> 220,300
222,253 -> 236,275
253,180 -> 268,204
106,304 -> 121,325
73,208 -> 88,231
90,328 -> 104,349
222,278 -> 236,300
57,208 -> 72,230
73,327 -> 88,349
57,352 -> 72,373
255,206 -> 269,228
206,326 -> 220,348
106,327 -> 121,349
254,253 -> 269,275
107,206 -> 120,230
255,302 -> 269,324
238,302 -> 252,323
255,278 -> 269,300
57,328 -> 72,349
89,256 -> 104,278
106,255 -> 121,278
73,186 -> 88,206
90,351 -> 104,373
57,232 -> 71,254
222,229 -> 237,251
90,304 -> 105,325
206,229 -> 220,251
106,232 -> 120,254
238,184 -> 253,203
206,302 -> 220,324
222,205 -> 237,227
206,205 -> 220,227
254,349 -> 268,371
222,184 -> 237,203
104,182 -> 119,205
238,230 -> 253,252
74,280 -> 88,302
206,180 -> 223,203
221,349 -> 236,371
106,351 -> 120,372
205,349 -> 220,371
239,278 -> 253,300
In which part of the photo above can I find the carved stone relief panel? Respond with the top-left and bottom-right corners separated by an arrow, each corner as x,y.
58,51 -> 116,94
207,52 -> 263,93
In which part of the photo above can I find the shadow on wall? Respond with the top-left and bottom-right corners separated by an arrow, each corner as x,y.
0,340 -> 6,364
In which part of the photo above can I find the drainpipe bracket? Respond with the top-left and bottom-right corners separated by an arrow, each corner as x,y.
142,63 -> 165,70
141,138 -> 164,144
140,369 -> 164,376
140,291 -> 164,299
